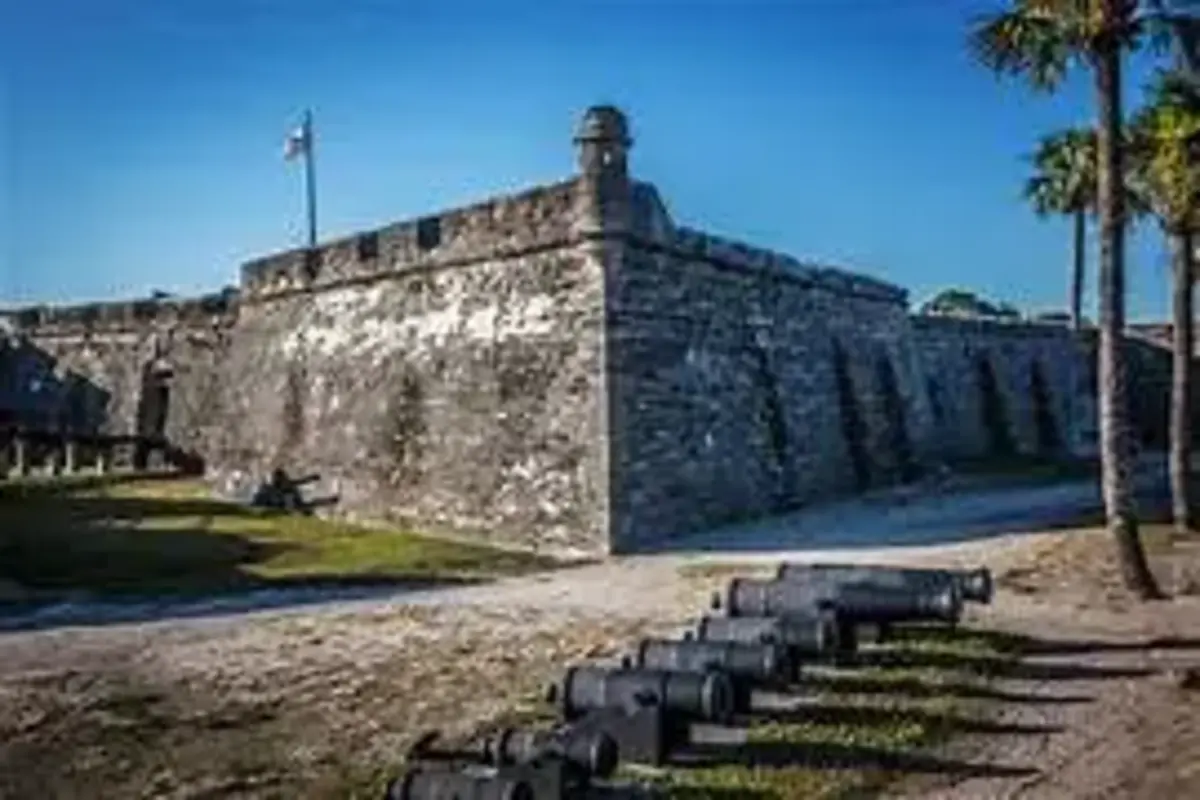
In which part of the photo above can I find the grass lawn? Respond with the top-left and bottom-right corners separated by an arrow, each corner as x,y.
0,474 -> 565,599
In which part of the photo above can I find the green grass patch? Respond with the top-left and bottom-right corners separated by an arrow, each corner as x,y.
0,475 -> 566,599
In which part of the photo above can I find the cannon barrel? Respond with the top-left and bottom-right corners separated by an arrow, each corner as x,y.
548,665 -> 735,723
776,563 -> 993,605
632,638 -> 793,685
695,609 -> 847,658
483,727 -> 618,779
715,577 -> 962,625
386,768 -> 534,800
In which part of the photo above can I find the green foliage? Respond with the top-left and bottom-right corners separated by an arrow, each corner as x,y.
1127,67 -> 1200,229
1024,127 -> 1098,217
918,288 -> 1022,319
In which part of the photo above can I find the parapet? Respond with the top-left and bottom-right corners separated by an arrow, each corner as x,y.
627,182 -> 908,306
909,313 -> 1092,340
2,289 -> 239,338
239,179 -> 580,300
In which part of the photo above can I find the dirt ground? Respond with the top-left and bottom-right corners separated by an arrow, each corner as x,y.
882,526 -> 1200,800
1,509 -> 1199,798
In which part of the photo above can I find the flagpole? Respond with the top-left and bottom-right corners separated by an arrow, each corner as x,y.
303,109 -> 317,250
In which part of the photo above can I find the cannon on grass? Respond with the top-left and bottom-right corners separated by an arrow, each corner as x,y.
397,727 -> 617,800
544,664 -> 736,765
482,727 -> 618,780
692,608 -> 888,664
549,664 -> 736,725
713,576 -> 962,627
775,562 -> 993,605
627,637 -> 793,711
385,765 -> 534,800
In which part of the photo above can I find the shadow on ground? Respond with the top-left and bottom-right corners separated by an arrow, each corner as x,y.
739,704 -> 1062,736
797,672 -> 1095,704
675,737 -> 1038,778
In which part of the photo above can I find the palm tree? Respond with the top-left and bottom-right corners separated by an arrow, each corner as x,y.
1024,128 -> 1098,330
970,0 -> 1163,598
1128,68 -> 1200,532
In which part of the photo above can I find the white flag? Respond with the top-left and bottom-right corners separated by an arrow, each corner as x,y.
283,124 -> 309,161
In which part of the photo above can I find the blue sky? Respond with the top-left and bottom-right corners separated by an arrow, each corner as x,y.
0,0 -> 1183,320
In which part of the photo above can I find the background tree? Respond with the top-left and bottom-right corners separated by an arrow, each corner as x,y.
969,0 -> 1163,598
1128,68 -> 1200,532
1024,128 -> 1098,330
919,288 -> 1023,319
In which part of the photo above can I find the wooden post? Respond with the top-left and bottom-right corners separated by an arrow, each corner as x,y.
64,438 -> 77,475
13,435 -> 27,477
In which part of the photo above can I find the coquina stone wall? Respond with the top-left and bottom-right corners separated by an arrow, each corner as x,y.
908,315 -> 1097,462
2,104 -> 1189,555
602,181 -> 935,549
0,296 -> 234,458
213,179 -> 611,554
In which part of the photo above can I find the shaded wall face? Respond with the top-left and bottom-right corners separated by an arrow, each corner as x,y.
909,320 -> 1092,462
605,244 -> 924,550
1123,335 -> 1200,449
5,326 -> 226,452
212,244 -> 609,555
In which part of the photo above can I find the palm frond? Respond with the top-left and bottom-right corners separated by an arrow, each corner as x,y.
969,10 -> 1076,91
1023,127 -> 1098,216
1126,67 -> 1200,226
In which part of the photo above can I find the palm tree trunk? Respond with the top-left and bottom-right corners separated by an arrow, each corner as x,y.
1169,228 -> 1195,533
1093,22 -> 1162,599
1071,209 -> 1086,331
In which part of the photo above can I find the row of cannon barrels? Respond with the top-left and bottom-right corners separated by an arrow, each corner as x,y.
386,562 -> 993,799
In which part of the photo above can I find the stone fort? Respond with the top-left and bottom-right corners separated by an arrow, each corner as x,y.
0,105 -> 1183,555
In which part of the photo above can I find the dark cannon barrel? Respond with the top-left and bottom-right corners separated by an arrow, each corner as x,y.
776,562 -> 993,605
549,665 -> 735,723
386,768 -> 534,800
695,609 -> 846,658
632,638 -> 793,685
715,577 -> 962,625
483,727 -> 619,779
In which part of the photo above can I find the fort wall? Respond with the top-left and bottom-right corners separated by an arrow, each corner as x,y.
908,315 -> 1097,462
0,295 -> 234,461
2,104 -> 1188,556
211,179 -> 611,553
604,181 -> 931,548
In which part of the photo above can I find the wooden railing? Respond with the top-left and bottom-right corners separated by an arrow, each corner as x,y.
0,426 -> 203,480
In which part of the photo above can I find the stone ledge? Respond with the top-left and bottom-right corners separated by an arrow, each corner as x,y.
2,292 -> 239,337
910,314 -> 1095,340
